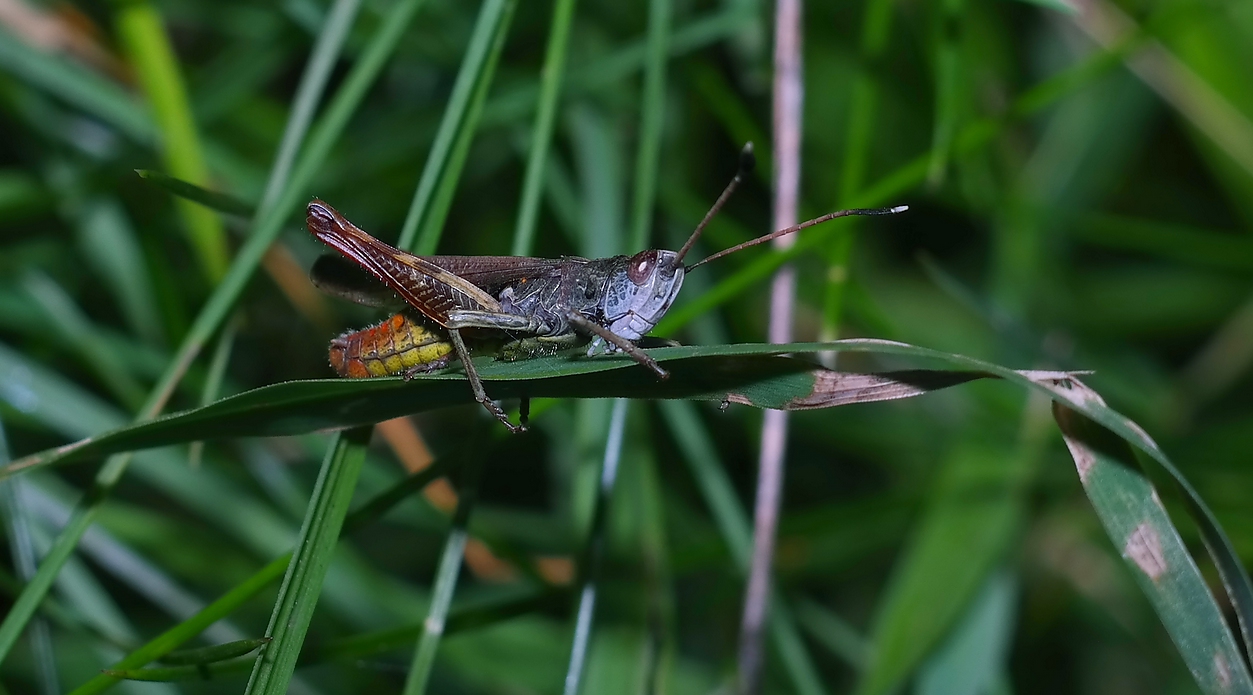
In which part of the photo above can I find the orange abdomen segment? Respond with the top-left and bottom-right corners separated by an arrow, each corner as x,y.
329,313 -> 454,378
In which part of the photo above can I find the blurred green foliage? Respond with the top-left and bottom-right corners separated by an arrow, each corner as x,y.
0,0 -> 1251,693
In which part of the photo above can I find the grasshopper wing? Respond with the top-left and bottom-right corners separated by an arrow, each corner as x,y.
307,201 -> 502,326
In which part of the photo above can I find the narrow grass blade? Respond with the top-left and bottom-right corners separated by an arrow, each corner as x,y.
256,0 -> 365,213
0,426 -> 60,695
854,440 -> 1029,695
245,427 -> 371,695
0,26 -> 152,142
661,400 -> 826,695
399,0 -> 518,254
115,0 -> 229,280
73,197 -> 164,345
562,399 -> 629,695
627,0 -> 671,251
71,459 -> 452,695
135,170 -> 253,217
20,272 -> 147,409
915,572 -> 1018,695
401,451 -> 486,694
0,0 -> 425,665
158,638 -> 271,665
510,0 -> 577,256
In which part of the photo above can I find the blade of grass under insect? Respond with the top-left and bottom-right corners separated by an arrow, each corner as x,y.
510,0 -> 577,256
626,0 -> 671,252
400,0 -> 518,254
0,346 -> 1015,474
114,0 -> 229,281
0,425 -> 59,695
660,400 -> 826,695
0,0 -> 425,665
401,452 -> 486,695
0,26 -> 152,142
562,398 -> 629,695
654,41 -> 1129,338
244,427 -> 371,695
134,170 -> 253,217
1055,391 -> 1253,695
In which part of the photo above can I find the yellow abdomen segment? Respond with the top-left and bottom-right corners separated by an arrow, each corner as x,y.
329,313 -> 454,378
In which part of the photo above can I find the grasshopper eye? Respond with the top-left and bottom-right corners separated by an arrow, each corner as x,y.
627,250 -> 657,285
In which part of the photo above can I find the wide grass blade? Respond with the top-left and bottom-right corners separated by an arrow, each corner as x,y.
0,344 -> 1022,475
1055,386 -> 1253,694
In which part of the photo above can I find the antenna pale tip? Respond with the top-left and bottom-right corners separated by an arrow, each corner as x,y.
890,205 -> 909,214
738,143 -> 756,175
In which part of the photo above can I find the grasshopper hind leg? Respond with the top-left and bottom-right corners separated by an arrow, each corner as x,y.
447,328 -> 526,433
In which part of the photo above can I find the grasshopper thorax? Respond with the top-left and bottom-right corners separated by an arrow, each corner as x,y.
601,249 -> 684,342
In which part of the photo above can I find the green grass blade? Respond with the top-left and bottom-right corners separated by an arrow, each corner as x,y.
0,347 -> 1007,474
0,426 -> 61,695
510,0 -> 577,256
257,0 -> 365,213
401,452 -> 486,694
19,272 -> 147,409
661,400 -> 826,695
915,572 -> 1018,695
245,427 -> 371,695
0,0 -> 422,666
135,170 -> 253,216
627,0 -> 671,252
71,458 -> 452,695
562,399 -> 629,695
114,0 -> 229,281
399,0 -> 518,254
73,197 -> 164,345
1055,391 -> 1253,695
854,439 -> 1030,695
0,26 -> 152,142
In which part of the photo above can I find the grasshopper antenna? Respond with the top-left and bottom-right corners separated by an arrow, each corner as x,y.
686,204 -> 909,271
670,142 -> 757,268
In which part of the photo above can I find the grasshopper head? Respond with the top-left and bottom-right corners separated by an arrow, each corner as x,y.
601,249 -> 685,341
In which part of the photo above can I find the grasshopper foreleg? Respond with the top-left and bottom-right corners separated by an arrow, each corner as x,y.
566,312 -> 668,380
447,327 -> 525,433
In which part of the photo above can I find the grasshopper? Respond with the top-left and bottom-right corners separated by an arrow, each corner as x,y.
308,146 -> 906,432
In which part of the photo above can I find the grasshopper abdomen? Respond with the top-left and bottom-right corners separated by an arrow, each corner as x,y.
329,312 -> 453,378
